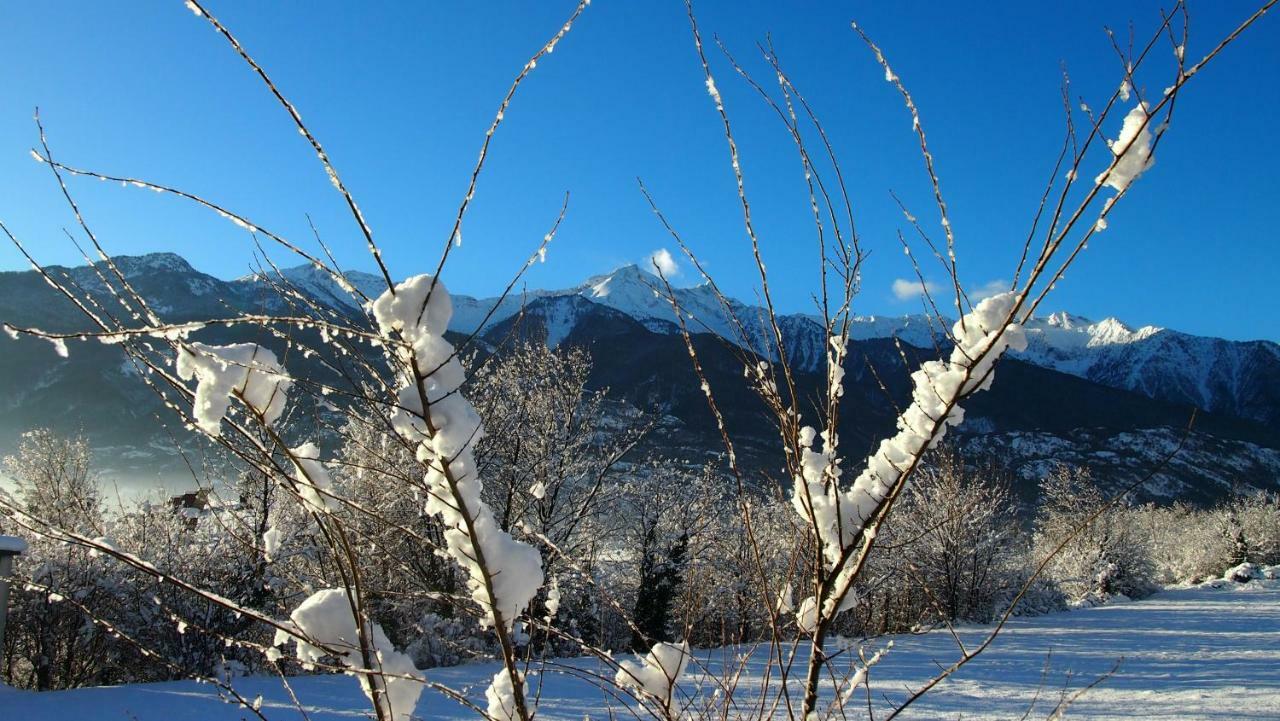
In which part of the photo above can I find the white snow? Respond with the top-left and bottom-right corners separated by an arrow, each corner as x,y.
372,275 -> 544,631
705,76 -> 723,110
289,442 -> 335,513
484,667 -> 528,721
793,293 -> 1024,571
9,583 -> 1278,720
87,536 -> 118,559
262,526 -> 282,562
175,343 -> 291,436
791,292 -> 1026,622
614,641 -> 691,714
1097,102 -> 1156,191
275,588 -> 423,721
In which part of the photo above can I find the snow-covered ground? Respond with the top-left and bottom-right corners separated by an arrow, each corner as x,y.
5,582 -> 1277,720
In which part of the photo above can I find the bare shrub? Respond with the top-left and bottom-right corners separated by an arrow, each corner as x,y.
1034,465 -> 1155,602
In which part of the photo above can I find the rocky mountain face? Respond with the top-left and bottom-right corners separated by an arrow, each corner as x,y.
1,253 -> 1276,502
457,263 -> 1280,429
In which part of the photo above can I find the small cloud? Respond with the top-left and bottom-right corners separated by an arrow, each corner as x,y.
647,248 -> 680,277
969,279 -> 1010,301
891,277 -> 939,301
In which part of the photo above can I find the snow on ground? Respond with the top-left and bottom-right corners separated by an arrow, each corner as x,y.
5,582 -> 1277,720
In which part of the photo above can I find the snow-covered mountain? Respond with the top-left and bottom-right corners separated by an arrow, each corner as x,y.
254,261 -> 1275,427
1017,312 -> 1280,425
2,253 -> 1277,500
21,253 -> 1276,428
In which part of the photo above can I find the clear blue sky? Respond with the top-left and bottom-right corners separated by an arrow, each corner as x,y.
1,2 -> 1276,341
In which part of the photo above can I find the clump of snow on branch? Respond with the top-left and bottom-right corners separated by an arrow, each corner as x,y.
176,343 -> 290,435
705,76 -> 723,111
262,526 -> 282,562
615,641 -> 691,715
371,275 -> 544,630
790,292 -> 1027,624
275,588 -> 423,721
1096,102 -> 1156,192
485,667 -> 532,721
290,442 -> 336,513
839,642 -> 893,705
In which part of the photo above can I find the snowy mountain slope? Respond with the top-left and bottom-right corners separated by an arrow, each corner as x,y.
237,263 -> 387,311
398,263 -> 1278,427
1,252 -> 1277,501
482,294 -> 1280,502
233,257 -> 1279,430
1015,312 -> 1280,426
959,426 -> 1280,504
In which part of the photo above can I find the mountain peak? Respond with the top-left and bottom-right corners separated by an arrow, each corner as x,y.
1045,311 -> 1092,329
233,262 -> 388,309
1093,316 -> 1134,334
582,264 -> 661,299
107,252 -> 195,276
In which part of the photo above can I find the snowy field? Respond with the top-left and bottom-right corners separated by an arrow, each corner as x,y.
5,582 -> 1277,720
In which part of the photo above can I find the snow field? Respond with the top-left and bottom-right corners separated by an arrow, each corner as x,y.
7,581 -> 1277,720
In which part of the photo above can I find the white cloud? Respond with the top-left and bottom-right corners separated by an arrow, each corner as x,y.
969,279 -> 1010,301
647,248 -> 680,277
891,277 -> 939,301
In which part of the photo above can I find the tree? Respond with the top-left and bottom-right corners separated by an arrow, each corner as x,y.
611,462 -> 721,651
1034,465 -> 1155,602
864,449 -> 1024,630
469,340 -> 648,562
2,431 -> 116,690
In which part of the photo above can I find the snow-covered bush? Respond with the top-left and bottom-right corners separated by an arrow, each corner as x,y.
1133,502 -> 1231,584
106,488 -> 283,682
1228,491 -> 1280,567
467,340 -> 652,654
1136,491 -> 1280,584
896,450 -> 1024,623
611,461 -> 723,651
469,341 -> 647,545
678,492 -> 797,648
330,403 -> 476,665
1,431 -> 125,690
1034,465 -> 1156,603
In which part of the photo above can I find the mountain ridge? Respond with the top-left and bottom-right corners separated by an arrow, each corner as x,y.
226,257 -> 1280,426
2,252 -> 1277,501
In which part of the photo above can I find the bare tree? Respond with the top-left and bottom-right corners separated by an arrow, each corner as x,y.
1034,465 -> 1156,602
875,449 -> 1024,628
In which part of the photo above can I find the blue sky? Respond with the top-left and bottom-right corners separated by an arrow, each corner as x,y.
0,1 -> 1276,341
